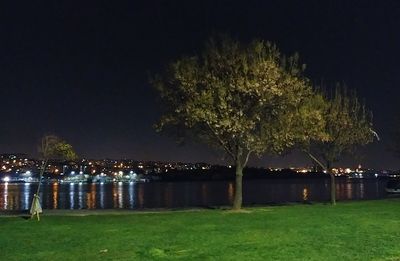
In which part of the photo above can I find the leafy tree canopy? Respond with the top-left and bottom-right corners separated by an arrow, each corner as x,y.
305,84 -> 375,169
153,37 -> 327,164
39,135 -> 77,161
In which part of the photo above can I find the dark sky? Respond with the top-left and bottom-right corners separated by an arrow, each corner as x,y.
1,0 -> 400,169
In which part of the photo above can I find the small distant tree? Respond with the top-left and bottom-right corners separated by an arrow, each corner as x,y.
391,116 -> 400,158
303,85 -> 376,205
152,37 -> 327,210
30,135 -> 77,220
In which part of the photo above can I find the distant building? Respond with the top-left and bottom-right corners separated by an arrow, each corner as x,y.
0,153 -> 28,160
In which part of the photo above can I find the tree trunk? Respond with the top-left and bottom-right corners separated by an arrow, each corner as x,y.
329,173 -> 336,205
31,159 -> 47,219
35,159 -> 47,196
233,164 -> 244,210
327,161 -> 336,205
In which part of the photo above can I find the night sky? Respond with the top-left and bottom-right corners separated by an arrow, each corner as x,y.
1,1 -> 400,169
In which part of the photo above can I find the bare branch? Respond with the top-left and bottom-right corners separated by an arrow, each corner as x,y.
243,150 -> 252,168
304,150 -> 327,171
370,128 -> 380,141
206,122 -> 235,160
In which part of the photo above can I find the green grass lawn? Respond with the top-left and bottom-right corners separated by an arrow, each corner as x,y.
1,199 -> 400,260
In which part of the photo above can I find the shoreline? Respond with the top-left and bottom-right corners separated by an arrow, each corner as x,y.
2,198 -> 399,217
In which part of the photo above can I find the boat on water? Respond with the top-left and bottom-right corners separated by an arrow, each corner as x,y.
385,179 -> 400,193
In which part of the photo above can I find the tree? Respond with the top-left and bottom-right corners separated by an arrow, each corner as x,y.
390,116 -> 400,157
304,85 -> 376,205
30,135 -> 77,220
152,37 -> 327,209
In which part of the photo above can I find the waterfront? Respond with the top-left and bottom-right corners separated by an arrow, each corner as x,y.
0,178 -> 391,211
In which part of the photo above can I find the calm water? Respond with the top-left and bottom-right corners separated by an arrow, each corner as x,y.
0,178 -> 391,211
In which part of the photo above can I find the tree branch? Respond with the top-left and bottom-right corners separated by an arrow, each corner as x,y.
35,158 -> 48,196
304,150 -> 327,171
243,150 -> 252,168
206,122 -> 235,160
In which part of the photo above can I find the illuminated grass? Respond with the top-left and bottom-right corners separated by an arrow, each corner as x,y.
1,199 -> 400,260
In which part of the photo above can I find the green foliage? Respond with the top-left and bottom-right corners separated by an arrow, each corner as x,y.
153,37 -> 326,165
39,135 -> 77,161
307,85 -> 375,168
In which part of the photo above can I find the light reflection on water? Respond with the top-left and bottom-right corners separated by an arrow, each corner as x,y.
52,183 -> 58,209
118,182 -> 123,208
302,187 -> 309,201
129,183 -> 134,208
100,183 -> 105,209
3,183 -> 8,209
0,179 -> 390,211
228,182 -> 234,202
69,183 -> 75,209
137,185 -> 144,208
78,185 -> 84,209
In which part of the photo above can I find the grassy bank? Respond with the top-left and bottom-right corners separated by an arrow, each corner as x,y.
1,199 -> 400,260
